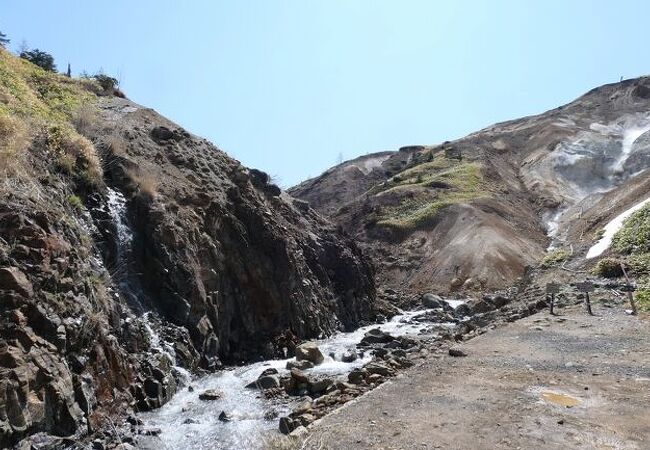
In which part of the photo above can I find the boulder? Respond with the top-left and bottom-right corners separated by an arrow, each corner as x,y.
286,359 -> 314,371
341,349 -> 357,363
454,303 -> 472,317
365,362 -> 395,377
0,267 -> 33,297
348,368 -> 366,385
218,411 -> 232,422
260,368 -> 279,377
198,389 -> 223,401
279,416 -> 298,434
257,375 -> 281,390
421,293 -> 445,308
290,368 -> 310,384
449,347 -> 467,357
360,328 -> 393,345
150,126 -> 175,141
310,378 -> 333,394
293,399 -> 313,415
296,413 -> 316,427
367,373 -> 384,384
245,375 -> 280,390
295,342 -> 324,365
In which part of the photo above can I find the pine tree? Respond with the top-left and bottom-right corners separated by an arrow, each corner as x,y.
20,49 -> 56,72
0,31 -> 9,48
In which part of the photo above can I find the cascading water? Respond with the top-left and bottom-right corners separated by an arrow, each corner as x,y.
138,304 -> 463,450
104,189 -> 467,449
105,187 -> 189,380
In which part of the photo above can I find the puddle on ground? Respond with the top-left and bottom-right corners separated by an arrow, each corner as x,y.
541,391 -> 580,407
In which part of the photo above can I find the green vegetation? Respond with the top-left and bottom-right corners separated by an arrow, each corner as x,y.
635,282 -> 650,312
67,194 -> 83,209
0,48 -> 97,122
591,257 -> 623,278
612,204 -> 650,254
0,48 -> 103,191
541,249 -> 569,268
628,253 -> 650,275
20,49 -> 56,72
375,153 -> 489,230
610,204 -> 650,276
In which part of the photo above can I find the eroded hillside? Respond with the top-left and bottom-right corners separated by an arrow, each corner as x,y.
290,77 -> 650,294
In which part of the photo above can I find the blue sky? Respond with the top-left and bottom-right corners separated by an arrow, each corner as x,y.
2,1 -> 648,186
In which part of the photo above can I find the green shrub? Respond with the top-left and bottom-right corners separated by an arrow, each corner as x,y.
628,252 -> 650,275
612,204 -> 650,255
635,283 -> 650,312
67,194 -> 83,209
93,74 -> 118,91
20,49 -> 56,72
591,258 -> 623,278
541,249 -> 568,268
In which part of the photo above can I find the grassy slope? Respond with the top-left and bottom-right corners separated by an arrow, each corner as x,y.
372,152 -> 490,230
0,48 -> 102,188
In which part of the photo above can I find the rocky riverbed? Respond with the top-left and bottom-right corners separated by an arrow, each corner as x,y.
81,288 -> 552,450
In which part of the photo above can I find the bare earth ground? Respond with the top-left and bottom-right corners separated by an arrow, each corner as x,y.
303,300 -> 650,449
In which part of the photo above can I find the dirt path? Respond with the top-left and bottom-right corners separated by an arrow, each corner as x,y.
302,302 -> 650,449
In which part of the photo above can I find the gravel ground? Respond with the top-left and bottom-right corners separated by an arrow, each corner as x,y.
301,298 -> 650,449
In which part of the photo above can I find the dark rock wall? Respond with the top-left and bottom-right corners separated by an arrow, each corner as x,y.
0,97 -> 376,446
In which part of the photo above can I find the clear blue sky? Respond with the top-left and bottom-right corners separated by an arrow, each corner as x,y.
2,1 -> 648,186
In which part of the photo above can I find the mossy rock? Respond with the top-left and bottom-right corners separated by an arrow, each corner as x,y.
541,249 -> 569,268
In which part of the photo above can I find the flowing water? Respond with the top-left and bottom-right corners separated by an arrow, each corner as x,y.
105,187 -> 188,377
105,186 -> 465,449
138,306 -> 462,450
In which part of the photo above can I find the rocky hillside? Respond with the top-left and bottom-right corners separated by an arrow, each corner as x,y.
0,49 -> 376,447
290,77 -> 650,294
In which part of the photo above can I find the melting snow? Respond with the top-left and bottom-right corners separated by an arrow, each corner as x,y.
586,196 -> 650,259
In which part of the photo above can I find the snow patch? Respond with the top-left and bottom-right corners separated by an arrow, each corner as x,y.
586,196 -> 650,259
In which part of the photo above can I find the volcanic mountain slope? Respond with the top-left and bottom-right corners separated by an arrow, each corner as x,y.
290,76 -> 650,293
0,49 -> 375,447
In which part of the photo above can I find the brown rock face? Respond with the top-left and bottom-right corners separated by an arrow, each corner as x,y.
0,93 -> 376,447
96,97 -> 376,366
290,76 -> 650,294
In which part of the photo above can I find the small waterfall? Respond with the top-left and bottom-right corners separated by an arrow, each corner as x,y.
105,187 -> 190,382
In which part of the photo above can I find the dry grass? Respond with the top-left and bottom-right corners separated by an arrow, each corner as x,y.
127,166 -> 158,199
0,112 -> 30,179
47,124 -> 102,186
71,102 -> 98,136
104,134 -> 127,157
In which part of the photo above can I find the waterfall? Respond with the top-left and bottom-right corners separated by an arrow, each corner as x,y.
105,187 -> 190,382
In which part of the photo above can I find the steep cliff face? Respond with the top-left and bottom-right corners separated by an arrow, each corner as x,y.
290,76 -> 650,294
96,97 -> 376,364
0,50 -> 375,447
